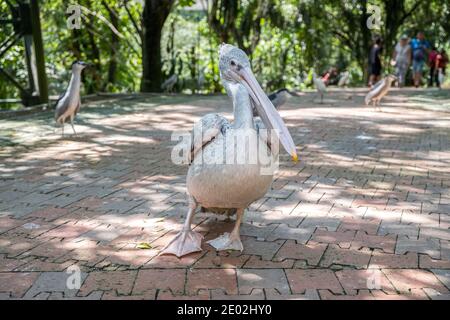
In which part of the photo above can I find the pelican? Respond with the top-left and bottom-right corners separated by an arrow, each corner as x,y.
312,71 -> 327,103
161,44 -> 297,257
162,74 -> 178,93
54,61 -> 88,136
268,88 -> 293,110
365,74 -> 397,111
338,71 -> 350,87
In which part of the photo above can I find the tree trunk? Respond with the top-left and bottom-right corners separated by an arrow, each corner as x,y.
85,15 -> 102,93
359,0 -> 371,83
102,0 -> 119,90
140,0 -> 174,92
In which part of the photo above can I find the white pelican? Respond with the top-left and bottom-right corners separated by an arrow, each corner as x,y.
312,71 -> 327,103
161,44 -> 297,257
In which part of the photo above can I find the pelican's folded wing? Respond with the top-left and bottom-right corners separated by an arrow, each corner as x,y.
189,113 -> 230,164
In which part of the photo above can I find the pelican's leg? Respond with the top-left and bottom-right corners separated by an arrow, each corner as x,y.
207,208 -> 244,252
70,116 -> 77,135
320,93 -> 323,104
61,121 -> 65,137
160,196 -> 203,257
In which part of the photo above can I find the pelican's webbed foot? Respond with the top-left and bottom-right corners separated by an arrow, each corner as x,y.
207,232 -> 243,252
160,229 -> 203,257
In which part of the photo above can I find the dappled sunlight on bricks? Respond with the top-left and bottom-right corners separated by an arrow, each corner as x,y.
1,91 -> 450,299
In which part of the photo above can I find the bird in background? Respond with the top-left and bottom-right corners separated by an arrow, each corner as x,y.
338,71 -> 350,87
54,61 -> 88,136
365,74 -> 397,111
312,71 -> 327,104
268,88 -> 293,110
162,74 -> 178,93
438,68 -> 444,89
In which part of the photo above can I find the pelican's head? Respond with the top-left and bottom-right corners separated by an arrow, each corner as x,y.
218,43 -> 298,162
71,61 -> 89,73
219,44 -> 251,83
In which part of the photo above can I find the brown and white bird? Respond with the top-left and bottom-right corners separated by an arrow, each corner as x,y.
54,61 -> 88,136
365,74 -> 397,111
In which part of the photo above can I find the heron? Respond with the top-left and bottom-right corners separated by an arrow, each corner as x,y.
54,61 -> 88,136
161,44 -> 297,257
365,74 -> 397,111
338,71 -> 350,87
268,88 -> 293,110
312,71 -> 327,103
162,74 -> 178,93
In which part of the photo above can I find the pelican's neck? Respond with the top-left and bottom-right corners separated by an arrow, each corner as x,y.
228,82 -> 254,129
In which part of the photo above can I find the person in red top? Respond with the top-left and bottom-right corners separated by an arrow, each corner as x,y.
435,49 -> 448,88
428,47 -> 439,87
321,67 -> 338,86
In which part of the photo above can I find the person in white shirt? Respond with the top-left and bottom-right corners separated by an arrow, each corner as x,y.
392,35 -> 412,87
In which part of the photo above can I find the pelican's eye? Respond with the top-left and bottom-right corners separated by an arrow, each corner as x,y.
230,60 -> 236,66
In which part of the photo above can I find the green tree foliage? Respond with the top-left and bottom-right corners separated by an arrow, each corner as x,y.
1,0 -> 449,102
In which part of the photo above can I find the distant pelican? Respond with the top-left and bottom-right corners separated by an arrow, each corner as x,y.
438,68 -> 445,89
313,71 -> 327,103
338,71 -> 350,87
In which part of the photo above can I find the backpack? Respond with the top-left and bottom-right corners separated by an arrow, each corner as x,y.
413,49 -> 424,61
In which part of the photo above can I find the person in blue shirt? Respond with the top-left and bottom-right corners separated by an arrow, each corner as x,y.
410,31 -> 431,87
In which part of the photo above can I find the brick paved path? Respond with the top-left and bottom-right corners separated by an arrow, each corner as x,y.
1,89 -> 450,300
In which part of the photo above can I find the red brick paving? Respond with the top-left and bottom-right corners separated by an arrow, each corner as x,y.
286,269 -> 344,294
1,90 -> 450,299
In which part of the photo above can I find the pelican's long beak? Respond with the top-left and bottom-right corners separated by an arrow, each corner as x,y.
235,66 -> 298,162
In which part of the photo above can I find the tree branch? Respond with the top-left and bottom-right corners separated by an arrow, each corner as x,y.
123,0 -> 143,41
399,0 -> 424,25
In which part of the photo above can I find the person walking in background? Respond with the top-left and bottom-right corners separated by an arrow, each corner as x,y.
392,35 -> 411,87
410,31 -> 431,87
321,67 -> 338,86
436,49 -> 449,88
368,37 -> 383,87
428,46 -> 439,87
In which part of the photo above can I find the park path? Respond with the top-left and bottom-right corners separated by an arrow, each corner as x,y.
1,88 -> 450,300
